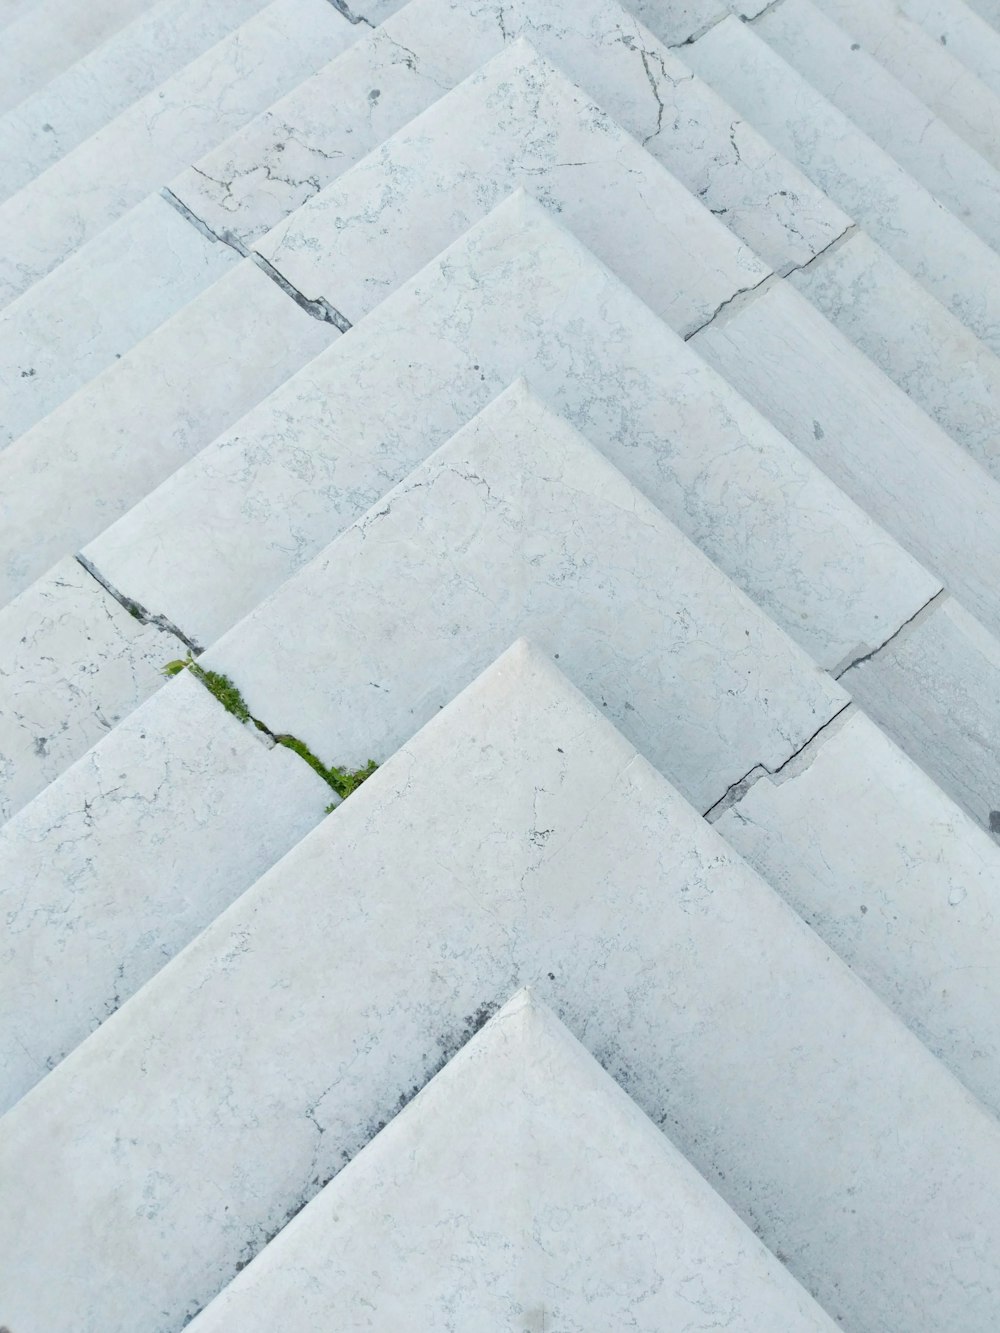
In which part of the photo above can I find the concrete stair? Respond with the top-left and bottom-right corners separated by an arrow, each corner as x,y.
5,0 -> 1000,1326
185,988 -> 839,1332
5,644 -> 1000,1333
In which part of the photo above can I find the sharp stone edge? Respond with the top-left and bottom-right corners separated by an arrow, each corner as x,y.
160,187 -> 352,330
75,553 -> 203,655
705,582 -> 949,822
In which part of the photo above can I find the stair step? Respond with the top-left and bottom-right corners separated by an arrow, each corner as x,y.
0,260 -> 334,607
186,989 -> 838,1333
171,0 -> 848,274
0,665 -> 330,1112
787,229 -> 1000,483
686,17 -> 1000,355
0,0 -> 273,202
172,0 -> 1000,482
691,277 -> 1000,647
715,705 -> 1000,1117
0,382 -> 849,1111
0,556 -> 187,823
0,194 -> 237,449
810,0 -> 1000,171
891,0 -> 1000,101
85,196 -> 935,671
757,0 -> 1000,254
254,40 -> 769,336
4,642 -> 1000,1333
0,0 -> 356,311
967,0 -> 1000,27
0,0 -> 152,114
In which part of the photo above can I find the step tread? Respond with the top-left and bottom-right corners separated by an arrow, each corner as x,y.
0,261 -> 334,609
186,989 -> 838,1332
85,195 -> 936,671
0,667 -> 330,1111
0,0 -> 273,202
717,705 -> 1000,1116
0,382 -> 848,1112
0,0 -> 354,310
4,642 -> 1000,1333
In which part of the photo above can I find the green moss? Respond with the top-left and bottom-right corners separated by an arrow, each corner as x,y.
164,654 -> 377,806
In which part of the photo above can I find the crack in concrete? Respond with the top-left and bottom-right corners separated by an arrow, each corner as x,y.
324,0 -> 374,25
75,554 -> 203,654
835,588 -> 948,679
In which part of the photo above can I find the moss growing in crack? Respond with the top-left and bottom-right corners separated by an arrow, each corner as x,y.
164,655 -> 376,805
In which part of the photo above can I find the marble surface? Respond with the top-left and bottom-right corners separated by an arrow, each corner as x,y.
0,668 -> 330,1113
688,17 -> 1000,355
0,0 -> 150,115
254,40 -> 770,335
757,0 -> 1000,255
843,597 -> 1000,836
87,195 -> 936,673
0,259 -> 334,607
811,0 -> 1000,172
187,990 -> 839,1333
0,0 -> 272,202
172,0 -> 847,272
203,380 -> 848,815
0,556 -> 185,823
790,231 -> 1000,483
718,708 -> 1000,1116
0,194 -> 237,450
0,0 -> 354,310
5,643 -> 1000,1333
895,0 -> 1000,101
693,278 -> 1000,644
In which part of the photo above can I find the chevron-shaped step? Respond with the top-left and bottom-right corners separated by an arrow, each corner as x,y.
186,989 -> 839,1332
803,0 -> 1000,171
0,381 -> 849,1110
755,0 -> 1000,253
0,0 -> 356,312
687,17 -> 1000,353
0,0 -> 274,202
86,196 -> 933,667
5,642 -> 1000,1333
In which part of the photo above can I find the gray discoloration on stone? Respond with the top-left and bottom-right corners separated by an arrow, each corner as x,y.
5,644 -> 1000,1333
87,197 -> 935,672
187,991 -> 839,1332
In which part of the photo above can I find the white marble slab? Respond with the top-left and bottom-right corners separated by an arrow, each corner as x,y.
0,195 -> 237,450
0,0 -> 42,31
756,0 -> 1000,255
3,384 -> 850,1114
841,598 -> 1000,836
187,990 -> 839,1333
87,195 -> 936,673
254,40 -> 770,336
0,0 -> 355,310
0,261 -> 334,608
717,708 -> 1000,1116
0,0 -> 272,202
898,0 -> 1000,98
687,17 -> 1000,354
693,279 -> 1000,643
5,642 -> 1000,1333
0,556 -> 187,824
0,0 -> 150,115
811,0 -> 1000,172
789,231 -> 1000,483
172,0 -> 848,272
967,0 -> 1000,26
202,381 -> 848,814
0,667 -> 330,1113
